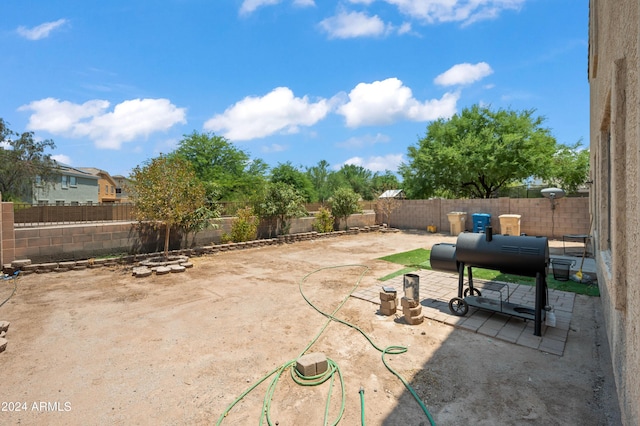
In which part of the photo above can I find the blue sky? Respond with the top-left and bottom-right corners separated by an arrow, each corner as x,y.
1,0 -> 588,177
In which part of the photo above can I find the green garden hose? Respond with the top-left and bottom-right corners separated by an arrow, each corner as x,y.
216,264 -> 436,425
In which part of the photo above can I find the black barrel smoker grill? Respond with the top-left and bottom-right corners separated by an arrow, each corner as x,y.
430,227 -> 550,336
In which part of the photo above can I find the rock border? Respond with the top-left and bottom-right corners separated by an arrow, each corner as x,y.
3,226 -> 383,277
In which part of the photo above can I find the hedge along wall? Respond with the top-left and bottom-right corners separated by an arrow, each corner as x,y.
379,197 -> 590,238
7,212 -> 377,264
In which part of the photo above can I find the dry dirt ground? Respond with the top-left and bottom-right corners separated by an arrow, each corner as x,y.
0,231 -> 621,425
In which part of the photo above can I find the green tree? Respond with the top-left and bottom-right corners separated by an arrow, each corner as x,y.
313,206 -> 334,233
400,105 -> 558,199
0,118 -> 58,201
129,155 -> 213,258
228,206 -> 259,242
256,182 -> 307,236
545,143 -> 590,194
330,187 -> 362,230
270,161 -> 317,202
306,160 -> 333,203
371,171 -> 401,194
334,164 -> 375,200
173,131 -> 267,201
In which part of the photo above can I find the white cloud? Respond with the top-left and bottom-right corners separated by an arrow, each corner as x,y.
240,0 -> 312,14
240,0 -> 280,14
383,0 -> 525,25
341,153 -> 405,172
336,133 -> 391,149
337,77 -> 459,127
17,19 -> 68,40
19,98 -> 186,150
261,143 -> 288,153
51,154 -> 72,165
319,10 -> 390,39
434,62 -> 493,86
204,87 -> 330,141
293,0 -> 315,7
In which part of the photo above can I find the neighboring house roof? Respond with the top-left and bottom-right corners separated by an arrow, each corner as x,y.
379,189 -> 404,199
56,163 -> 99,179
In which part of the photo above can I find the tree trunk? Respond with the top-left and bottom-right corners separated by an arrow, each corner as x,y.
164,222 -> 171,259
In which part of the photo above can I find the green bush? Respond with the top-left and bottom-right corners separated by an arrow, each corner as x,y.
313,207 -> 334,233
229,206 -> 259,242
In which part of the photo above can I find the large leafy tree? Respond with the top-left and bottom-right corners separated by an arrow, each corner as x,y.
330,187 -> 362,230
270,161 -> 317,202
256,181 -> 307,236
129,155 -> 214,258
173,131 -> 267,201
0,118 -> 58,201
400,105 -> 558,199
545,143 -> 590,193
334,164 -> 375,200
306,160 -> 333,203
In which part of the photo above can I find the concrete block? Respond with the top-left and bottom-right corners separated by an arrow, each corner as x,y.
405,314 -> 424,325
380,300 -> 396,310
133,267 -> 152,278
11,259 -> 31,268
180,262 -> 194,268
155,266 -> 171,275
379,307 -> 396,316
379,291 -> 397,301
403,305 -> 422,317
170,265 -> 186,273
401,297 -> 419,309
296,352 -> 328,377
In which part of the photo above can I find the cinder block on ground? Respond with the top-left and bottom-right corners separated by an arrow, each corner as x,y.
401,297 -> 419,309
11,259 -> 31,268
404,314 -> 424,325
380,300 -> 396,310
296,352 -> 328,377
403,305 -> 422,317
379,291 -> 397,301
170,265 -> 186,273
380,307 -> 396,316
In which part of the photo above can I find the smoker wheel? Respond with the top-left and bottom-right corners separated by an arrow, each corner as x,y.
448,297 -> 469,316
463,288 -> 482,297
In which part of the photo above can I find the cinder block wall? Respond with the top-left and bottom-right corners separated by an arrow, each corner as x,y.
9,212 -> 377,264
384,197 -> 590,237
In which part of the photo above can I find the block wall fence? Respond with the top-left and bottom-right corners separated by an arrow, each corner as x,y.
380,197 -> 590,238
0,197 -> 589,265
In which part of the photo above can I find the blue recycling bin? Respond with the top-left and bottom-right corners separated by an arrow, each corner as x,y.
472,213 -> 491,233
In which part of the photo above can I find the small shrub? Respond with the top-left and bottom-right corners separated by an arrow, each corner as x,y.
220,232 -> 233,244
229,206 -> 259,242
313,207 -> 334,233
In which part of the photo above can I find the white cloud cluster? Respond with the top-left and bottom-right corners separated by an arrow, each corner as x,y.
240,0 -> 314,15
319,11 -> 390,39
242,0 -> 523,37
19,98 -> 186,149
341,154 -> 405,172
434,62 -> 494,86
384,0 -> 525,25
203,74 -> 474,140
203,87 -> 331,141
337,78 -> 459,127
17,19 -> 68,40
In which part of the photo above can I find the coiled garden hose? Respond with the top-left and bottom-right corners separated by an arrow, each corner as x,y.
0,271 -> 19,309
216,264 -> 436,426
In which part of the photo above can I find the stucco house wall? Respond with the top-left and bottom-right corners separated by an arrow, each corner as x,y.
30,164 -> 99,205
589,1 -> 639,424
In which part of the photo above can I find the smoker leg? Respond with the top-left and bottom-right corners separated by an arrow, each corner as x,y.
534,272 -> 543,336
457,263 -> 465,298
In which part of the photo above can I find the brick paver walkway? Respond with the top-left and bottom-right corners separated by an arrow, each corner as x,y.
353,269 -> 575,356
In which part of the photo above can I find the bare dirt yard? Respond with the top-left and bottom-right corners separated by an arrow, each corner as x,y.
0,231 -> 621,425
